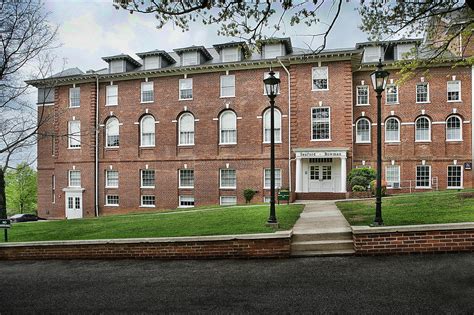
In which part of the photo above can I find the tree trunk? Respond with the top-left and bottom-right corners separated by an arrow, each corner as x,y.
0,168 -> 6,219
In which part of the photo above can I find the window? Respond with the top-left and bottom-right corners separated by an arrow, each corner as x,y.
68,170 -> 81,187
106,85 -> 118,106
179,196 -> 195,208
110,60 -> 124,73
220,196 -> 237,206
416,83 -> 429,103
182,51 -> 198,66
220,169 -> 236,189
263,108 -> 282,143
51,175 -> 55,203
222,48 -> 239,62
38,87 -> 54,104
356,118 -> 371,143
264,168 -> 282,189
263,44 -> 282,59
447,165 -> 462,188
105,117 -> 120,147
141,195 -> 156,207
385,165 -> 400,188
179,113 -> 195,145
416,165 -> 431,188
356,86 -> 369,105
140,115 -> 155,147
179,78 -> 193,100
386,84 -> 398,104
385,118 -> 400,142
446,116 -> 462,141
263,72 -> 280,95
141,82 -> 154,103
144,56 -> 160,70
220,111 -> 237,144
68,120 -> 81,148
106,170 -> 119,188
363,46 -> 382,63
106,195 -> 119,206
69,87 -> 80,107
140,169 -> 155,188
396,44 -> 415,60
415,117 -> 431,142
220,75 -> 235,98
179,169 -> 194,188
447,80 -> 461,102
312,67 -> 328,90
311,107 -> 330,140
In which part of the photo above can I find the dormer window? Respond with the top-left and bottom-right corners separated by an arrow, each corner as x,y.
143,56 -> 160,70
396,44 -> 415,60
222,47 -> 239,62
363,46 -> 382,63
182,51 -> 198,66
263,44 -> 283,59
110,60 -> 124,73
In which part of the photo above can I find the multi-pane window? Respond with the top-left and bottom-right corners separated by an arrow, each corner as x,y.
220,75 -> 235,97
179,113 -> 195,145
447,80 -> 461,101
68,170 -> 81,187
447,165 -> 462,188
69,87 -> 80,107
264,168 -> 282,189
446,116 -> 462,141
311,107 -> 330,140
416,165 -> 431,188
356,86 -> 369,105
68,120 -> 81,148
182,51 -> 198,66
106,85 -> 118,106
416,83 -> 429,103
220,111 -> 237,144
263,108 -> 282,143
179,78 -> 193,100
179,169 -> 194,188
386,84 -> 398,104
106,117 -> 120,147
385,118 -> 400,142
220,169 -> 237,189
312,67 -> 329,90
386,165 -> 400,188
263,72 -> 280,95
106,170 -> 119,188
141,195 -> 156,207
220,196 -> 237,206
141,82 -> 154,103
106,195 -> 119,206
179,196 -> 195,207
415,117 -> 431,142
356,118 -> 371,143
140,115 -> 155,147
141,169 -> 155,188
263,44 -> 282,58
222,48 -> 239,62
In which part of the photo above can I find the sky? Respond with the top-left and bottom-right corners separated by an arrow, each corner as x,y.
44,0 -> 370,73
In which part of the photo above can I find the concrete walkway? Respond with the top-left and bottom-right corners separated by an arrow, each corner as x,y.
293,200 -> 352,235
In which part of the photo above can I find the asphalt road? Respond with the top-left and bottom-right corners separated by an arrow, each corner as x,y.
1,253 -> 473,314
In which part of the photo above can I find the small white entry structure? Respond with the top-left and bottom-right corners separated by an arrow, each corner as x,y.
63,188 -> 84,219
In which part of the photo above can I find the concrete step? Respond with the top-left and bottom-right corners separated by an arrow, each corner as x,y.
291,249 -> 355,257
292,231 -> 353,242
291,239 -> 354,252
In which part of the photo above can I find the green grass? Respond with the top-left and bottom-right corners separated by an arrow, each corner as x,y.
1,204 -> 304,243
336,189 -> 474,226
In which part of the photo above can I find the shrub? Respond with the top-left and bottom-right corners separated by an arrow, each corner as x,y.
370,180 -> 386,196
350,175 -> 370,189
347,168 -> 376,188
352,185 -> 366,192
243,189 -> 257,204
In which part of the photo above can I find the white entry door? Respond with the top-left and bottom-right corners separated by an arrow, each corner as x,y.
65,192 -> 83,219
309,164 -> 334,192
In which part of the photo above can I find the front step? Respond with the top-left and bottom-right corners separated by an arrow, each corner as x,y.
291,249 -> 355,257
292,231 -> 352,242
291,239 -> 354,252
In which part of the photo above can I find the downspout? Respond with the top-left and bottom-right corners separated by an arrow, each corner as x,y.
94,75 -> 99,217
471,65 -> 474,183
277,58 -> 292,194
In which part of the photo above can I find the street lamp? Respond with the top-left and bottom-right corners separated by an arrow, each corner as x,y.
370,59 -> 389,226
263,70 -> 281,226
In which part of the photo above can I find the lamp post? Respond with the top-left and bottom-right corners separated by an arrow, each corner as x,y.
370,59 -> 389,226
263,70 -> 281,226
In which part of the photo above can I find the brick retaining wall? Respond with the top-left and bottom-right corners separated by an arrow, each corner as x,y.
352,223 -> 474,255
0,232 -> 291,260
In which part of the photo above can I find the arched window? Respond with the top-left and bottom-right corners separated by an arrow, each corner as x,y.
263,108 -> 281,143
140,115 -> 155,147
446,115 -> 462,141
355,118 -> 371,143
105,117 -> 119,147
415,116 -> 431,142
219,111 -> 237,144
385,117 -> 400,142
179,113 -> 195,145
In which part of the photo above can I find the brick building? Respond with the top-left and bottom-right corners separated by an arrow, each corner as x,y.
28,36 -> 473,219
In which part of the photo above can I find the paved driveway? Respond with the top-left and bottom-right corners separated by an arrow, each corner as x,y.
1,254 -> 473,313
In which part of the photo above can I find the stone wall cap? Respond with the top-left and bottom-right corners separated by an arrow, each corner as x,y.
351,222 -> 474,234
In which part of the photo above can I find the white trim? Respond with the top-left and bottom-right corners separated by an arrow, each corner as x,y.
178,112 -> 195,145
105,85 -> 118,106
178,169 -> 194,189
355,117 -> 371,144
385,84 -> 399,105
415,82 -> 430,103
140,81 -> 154,103
311,106 -> 331,141
415,165 -> 432,189
178,195 -> 195,208
140,169 -> 155,189
105,195 -> 120,207
262,108 -> 282,143
311,66 -> 329,91
446,80 -> 462,102
415,116 -> 431,142
140,195 -> 156,207
446,115 -> 463,141
68,170 -> 81,188
105,170 -> 119,188
179,78 -> 193,101
384,117 -> 400,143
447,165 -> 463,189
220,74 -> 236,98
219,169 -> 237,189
356,85 -> 369,106
263,168 -> 282,189
219,196 -> 237,206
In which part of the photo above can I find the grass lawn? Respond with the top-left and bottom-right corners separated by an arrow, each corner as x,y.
336,189 -> 474,226
1,204 -> 304,243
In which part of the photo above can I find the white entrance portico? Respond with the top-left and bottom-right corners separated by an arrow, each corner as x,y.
62,187 -> 85,219
294,148 -> 349,193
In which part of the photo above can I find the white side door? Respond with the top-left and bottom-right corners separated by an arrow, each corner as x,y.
65,192 -> 83,219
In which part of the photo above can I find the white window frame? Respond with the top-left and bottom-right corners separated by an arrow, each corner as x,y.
105,117 -> 120,148
179,169 -> 194,189
219,196 -> 237,206
385,165 -> 400,189
140,195 -> 156,207
311,107 -> 331,141
179,78 -> 193,100
140,169 -> 155,189
355,118 -> 371,143
219,110 -> 237,145
385,117 -> 400,143
182,51 -> 198,66
356,85 -> 369,106
140,115 -> 156,147
446,115 -> 463,141
385,84 -> 399,104
263,108 -> 282,143
220,75 -> 235,98
447,80 -> 461,102
105,195 -> 120,206
178,113 -> 195,146
220,169 -> 237,189
68,170 -> 81,187
179,195 -> 195,208
105,170 -> 119,188
264,168 -> 282,189
415,165 -> 431,189
69,87 -> 80,108
416,82 -> 430,103
221,47 -> 239,62
105,85 -> 118,106
141,82 -> 154,103
311,66 -> 329,91
263,44 -> 282,59
415,116 -> 431,142
68,120 -> 81,149
263,72 -> 280,95
447,165 -> 463,189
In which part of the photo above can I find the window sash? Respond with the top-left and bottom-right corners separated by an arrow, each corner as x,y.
69,87 -> 80,107
446,117 -> 462,140
386,85 -> 398,104
220,196 -> 237,206
356,86 -> 369,105
220,75 -> 235,97
416,166 -> 431,188
141,170 -> 155,188
415,118 -> 430,141
140,116 -> 155,147
106,85 -> 118,105
179,169 -> 194,188
312,67 -> 328,90
179,196 -> 195,207
106,170 -> 119,187
312,107 -> 330,140
264,168 -> 282,189
179,114 -> 195,145
356,119 -> 370,143
141,195 -> 156,206
385,119 -> 400,142
222,48 -> 239,62
182,52 -> 198,66
447,81 -> 460,101
68,170 -> 81,187
416,83 -> 429,102
447,165 -> 462,188
220,169 -> 236,188
179,79 -> 193,99
263,109 -> 282,143
68,121 -> 81,148
141,82 -> 154,103
106,195 -> 119,205
385,166 -> 400,187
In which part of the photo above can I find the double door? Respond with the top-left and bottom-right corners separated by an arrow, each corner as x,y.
65,192 -> 83,219
309,163 -> 334,192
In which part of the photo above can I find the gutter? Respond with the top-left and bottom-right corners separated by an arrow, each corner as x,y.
277,58 -> 292,194
95,75 -> 99,217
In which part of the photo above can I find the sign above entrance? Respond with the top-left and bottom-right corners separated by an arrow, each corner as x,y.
296,150 -> 347,159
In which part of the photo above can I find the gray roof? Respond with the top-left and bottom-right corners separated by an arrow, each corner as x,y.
356,38 -> 423,49
51,67 -> 84,77
173,45 -> 213,60
135,50 -> 176,64
259,37 -> 293,54
101,54 -> 142,67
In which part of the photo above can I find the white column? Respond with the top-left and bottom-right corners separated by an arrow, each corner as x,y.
295,157 -> 303,193
340,157 -> 347,192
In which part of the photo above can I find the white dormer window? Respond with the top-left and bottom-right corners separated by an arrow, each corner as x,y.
110,60 -> 124,73
144,56 -> 160,70
396,44 -> 415,60
222,47 -> 239,62
263,44 -> 282,59
363,46 -> 382,63
182,51 -> 198,66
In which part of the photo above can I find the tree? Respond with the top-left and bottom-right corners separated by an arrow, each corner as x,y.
5,163 -> 37,215
0,0 -> 58,219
